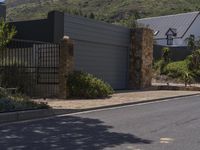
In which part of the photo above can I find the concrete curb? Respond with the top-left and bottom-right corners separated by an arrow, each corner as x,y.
0,109 -> 55,124
0,93 -> 199,124
150,85 -> 200,91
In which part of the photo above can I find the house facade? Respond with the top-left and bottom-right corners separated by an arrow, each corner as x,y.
137,11 -> 200,47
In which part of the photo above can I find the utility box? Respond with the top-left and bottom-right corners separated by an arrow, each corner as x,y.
0,2 -> 6,20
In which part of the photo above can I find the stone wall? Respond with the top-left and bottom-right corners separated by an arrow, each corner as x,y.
129,28 -> 153,89
59,36 -> 74,99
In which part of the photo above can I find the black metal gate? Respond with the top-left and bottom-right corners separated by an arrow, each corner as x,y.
0,39 -> 60,98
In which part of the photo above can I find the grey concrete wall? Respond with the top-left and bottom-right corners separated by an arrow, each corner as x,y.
10,19 -> 52,42
64,13 -> 131,89
9,11 -> 64,43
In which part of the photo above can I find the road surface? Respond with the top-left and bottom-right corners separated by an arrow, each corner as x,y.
0,95 -> 200,150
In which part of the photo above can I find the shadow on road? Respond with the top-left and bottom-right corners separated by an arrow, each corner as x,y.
0,116 -> 152,150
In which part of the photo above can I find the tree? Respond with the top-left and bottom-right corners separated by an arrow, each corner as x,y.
182,71 -> 193,87
126,15 -> 137,29
162,47 -> 171,63
84,14 -> 88,18
0,19 -> 17,49
89,13 -> 95,19
188,49 -> 200,70
186,34 -> 196,51
185,34 -> 200,51
134,10 -> 140,20
126,11 -> 140,29
79,10 -> 83,16
0,19 -> 17,88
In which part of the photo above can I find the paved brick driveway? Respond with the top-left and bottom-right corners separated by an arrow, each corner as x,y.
37,90 -> 200,110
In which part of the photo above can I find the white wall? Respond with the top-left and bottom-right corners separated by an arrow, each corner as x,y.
155,38 -> 185,47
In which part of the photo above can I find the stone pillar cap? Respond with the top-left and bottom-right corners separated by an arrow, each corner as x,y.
63,36 -> 70,40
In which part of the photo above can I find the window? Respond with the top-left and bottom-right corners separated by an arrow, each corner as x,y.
167,35 -> 173,45
166,28 -> 177,46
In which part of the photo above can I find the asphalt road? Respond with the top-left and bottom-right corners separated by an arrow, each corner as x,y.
1,95 -> 200,150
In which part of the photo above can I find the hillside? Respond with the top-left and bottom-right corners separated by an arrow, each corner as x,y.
5,0 -> 200,27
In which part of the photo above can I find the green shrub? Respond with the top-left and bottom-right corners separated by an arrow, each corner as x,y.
0,88 -> 49,112
67,71 -> 114,99
0,87 -> 9,98
164,60 -> 189,78
153,59 -> 167,74
0,97 -> 49,112
181,71 -> 194,87
0,63 -> 35,94
153,59 -> 163,71
154,52 -> 200,83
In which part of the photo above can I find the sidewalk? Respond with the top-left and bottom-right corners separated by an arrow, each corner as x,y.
40,90 -> 200,110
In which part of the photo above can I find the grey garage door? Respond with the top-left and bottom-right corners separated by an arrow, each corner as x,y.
64,14 -> 130,89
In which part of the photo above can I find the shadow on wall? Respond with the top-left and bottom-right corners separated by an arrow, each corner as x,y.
0,116 -> 152,150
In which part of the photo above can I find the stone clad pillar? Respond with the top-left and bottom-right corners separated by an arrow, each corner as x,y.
59,36 -> 74,99
129,28 -> 153,89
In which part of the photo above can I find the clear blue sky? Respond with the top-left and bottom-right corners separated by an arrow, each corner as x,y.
0,0 -> 4,2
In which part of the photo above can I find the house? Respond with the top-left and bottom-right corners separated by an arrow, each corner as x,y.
137,11 -> 200,47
